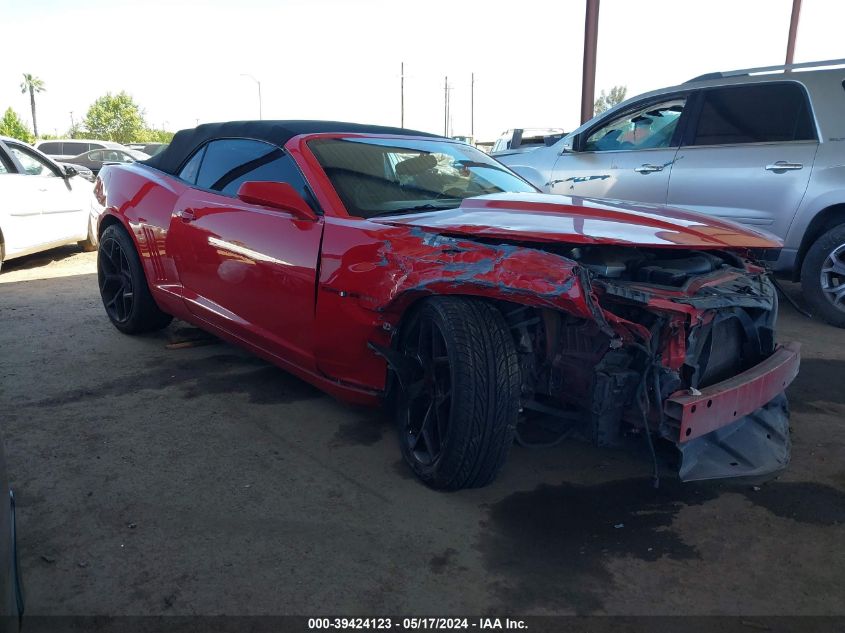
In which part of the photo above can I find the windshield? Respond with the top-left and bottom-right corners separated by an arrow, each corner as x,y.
308,137 -> 537,219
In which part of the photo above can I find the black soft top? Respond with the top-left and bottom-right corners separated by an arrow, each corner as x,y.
143,120 -> 440,175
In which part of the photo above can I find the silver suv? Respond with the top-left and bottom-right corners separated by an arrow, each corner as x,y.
499,59 -> 845,327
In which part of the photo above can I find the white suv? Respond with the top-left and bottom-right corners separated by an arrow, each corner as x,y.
499,59 -> 845,327
34,139 -> 125,161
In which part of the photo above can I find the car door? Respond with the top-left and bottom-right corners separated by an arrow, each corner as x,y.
167,138 -> 324,370
666,82 -> 818,237
0,144 -> 44,257
549,95 -> 689,203
85,150 -> 104,173
5,143 -> 86,246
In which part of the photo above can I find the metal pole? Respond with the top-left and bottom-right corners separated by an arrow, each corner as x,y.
240,74 -> 262,120
471,72 -> 474,139
401,62 -> 405,128
443,75 -> 449,136
785,0 -> 802,66
580,0 -> 600,124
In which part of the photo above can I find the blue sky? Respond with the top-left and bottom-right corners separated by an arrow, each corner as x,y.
1,0 -> 842,141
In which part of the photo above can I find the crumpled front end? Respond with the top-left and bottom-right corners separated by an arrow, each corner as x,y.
510,244 -> 800,482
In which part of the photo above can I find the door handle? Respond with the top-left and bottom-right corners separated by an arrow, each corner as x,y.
634,164 -> 663,174
176,208 -> 196,222
765,161 -> 803,172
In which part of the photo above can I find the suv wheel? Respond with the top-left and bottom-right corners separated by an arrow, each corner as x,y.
801,224 -> 845,327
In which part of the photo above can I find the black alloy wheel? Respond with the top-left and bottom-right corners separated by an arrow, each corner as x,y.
97,224 -> 172,334
395,297 -> 520,490
98,234 -> 134,324
401,313 -> 453,466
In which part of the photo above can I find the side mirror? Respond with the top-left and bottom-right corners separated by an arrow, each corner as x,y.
559,135 -> 578,154
236,181 -> 317,221
63,165 -> 78,178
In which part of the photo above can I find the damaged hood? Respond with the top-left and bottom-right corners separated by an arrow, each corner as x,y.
373,193 -> 782,250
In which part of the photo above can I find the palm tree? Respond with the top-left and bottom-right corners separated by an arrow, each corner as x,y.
20,74 -> 45,138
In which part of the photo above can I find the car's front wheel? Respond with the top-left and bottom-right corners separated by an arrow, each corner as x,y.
395,297 -> 520,490
801,224 -> 845,328
98,224 -> 172,334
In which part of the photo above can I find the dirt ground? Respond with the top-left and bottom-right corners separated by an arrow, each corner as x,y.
0,245 -> 843,616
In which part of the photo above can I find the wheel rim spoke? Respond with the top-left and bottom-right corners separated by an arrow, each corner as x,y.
98,238 -> 134,323
403,316 -> 452,466
819,244 -> 845,311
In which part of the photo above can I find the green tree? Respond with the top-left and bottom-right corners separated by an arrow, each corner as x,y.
593,85 -> 627,117
19,74 -> 45,138
84,92 -> 146,143
0,107 -> 34,143
135,128 -> 175,143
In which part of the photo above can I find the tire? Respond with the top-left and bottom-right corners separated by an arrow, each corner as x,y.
97,224 -> 172,334
395,297 -> 521,490
800,224 -> 845,328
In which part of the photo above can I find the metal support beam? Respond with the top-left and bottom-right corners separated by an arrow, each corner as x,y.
580,0 -> 600,124
785,0 -> 802,66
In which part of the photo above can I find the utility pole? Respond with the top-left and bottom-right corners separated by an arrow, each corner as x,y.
400,62 -> 405,128
470,72 -> 474,139
580,0 -> 600,124
785,0 -> 802,66
69,111 -> 74,128
444,76 -> 448,137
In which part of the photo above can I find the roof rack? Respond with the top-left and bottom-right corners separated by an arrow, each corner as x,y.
685,57 -> 845,83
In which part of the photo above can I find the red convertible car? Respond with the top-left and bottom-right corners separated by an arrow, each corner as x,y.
94,121 -> 799,490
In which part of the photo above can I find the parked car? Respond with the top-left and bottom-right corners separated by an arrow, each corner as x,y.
126,142 -> 168,156
33,139 -> 126,162
498,59 -> 845,327
0,136 -> 95,272
490,128 -> 565,157
93,120 -> 798,490
56,162 -> 95,183
63,148 -> 150,176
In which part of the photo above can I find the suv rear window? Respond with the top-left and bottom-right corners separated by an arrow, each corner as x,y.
38,142 -> 61,154
691,83 -> 815,146
63,142 -> 90,155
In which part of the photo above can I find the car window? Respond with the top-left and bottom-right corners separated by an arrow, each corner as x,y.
118,151 -> 135,163
0,155 -> 9,174
38,142 -> 61,155
309,137 -> 536,219
8,145 -> 60,177
103,150 -> 122,162
88,150 -> 104,162
195,138 -> 310,198
584,98 -> 686,152
63,142 -> 90,156
690,83 -> 815,146
178,146 -> 206,184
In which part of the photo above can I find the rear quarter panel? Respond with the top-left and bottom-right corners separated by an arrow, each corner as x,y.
98,164 -> 189,317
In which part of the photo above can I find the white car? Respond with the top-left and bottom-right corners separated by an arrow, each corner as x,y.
0,136 -> 94,272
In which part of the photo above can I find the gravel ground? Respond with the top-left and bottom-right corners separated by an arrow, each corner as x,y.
0,245 -> 843,616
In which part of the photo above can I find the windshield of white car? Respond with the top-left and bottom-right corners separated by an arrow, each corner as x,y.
308,137 -> 537,219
